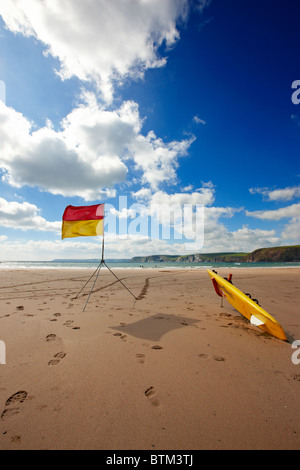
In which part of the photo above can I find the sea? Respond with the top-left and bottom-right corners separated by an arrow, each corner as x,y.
1,260 -> 300,270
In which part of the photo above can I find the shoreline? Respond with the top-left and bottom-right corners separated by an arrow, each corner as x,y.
1,263 -> 300,270
0,267 -> 299,449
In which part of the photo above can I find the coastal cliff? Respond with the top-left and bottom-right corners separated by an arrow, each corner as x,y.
131,245 -> 300,263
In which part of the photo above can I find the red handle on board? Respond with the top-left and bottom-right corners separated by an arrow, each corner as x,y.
211,278 -> 223,297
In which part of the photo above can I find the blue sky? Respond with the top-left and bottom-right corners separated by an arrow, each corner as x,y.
0,0 -> 299,260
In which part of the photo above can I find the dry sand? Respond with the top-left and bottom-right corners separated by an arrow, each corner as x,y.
0,266 -> 299,450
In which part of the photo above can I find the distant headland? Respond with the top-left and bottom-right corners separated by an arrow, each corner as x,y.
52,245 -> 300,264
130,245 -> 300,264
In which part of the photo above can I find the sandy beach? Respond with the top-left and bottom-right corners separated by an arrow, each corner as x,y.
0,267 -> 299,450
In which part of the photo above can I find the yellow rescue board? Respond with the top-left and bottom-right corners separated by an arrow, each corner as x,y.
207,269 -> 287,341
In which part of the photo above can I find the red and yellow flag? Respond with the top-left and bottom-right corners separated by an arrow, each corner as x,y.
62,204 -> 104,239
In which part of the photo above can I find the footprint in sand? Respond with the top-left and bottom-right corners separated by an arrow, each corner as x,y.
199,353 -> 209,359
136,353 -> 145,364
48,359 -> 60,366
198,354 -> 225,361
5,391 -> 27,406
48,352 -> 66,366
63,320 -> 80,330
1,391 -> 28,421
145,386 -> 160,407
1,408 -> 20,420
46,334 -> 56,342
113,332 -> 127,341
54,352 -> 66,359
213,356 -> 226,362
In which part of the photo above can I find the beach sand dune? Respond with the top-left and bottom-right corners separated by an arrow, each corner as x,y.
0,267 -> 299,450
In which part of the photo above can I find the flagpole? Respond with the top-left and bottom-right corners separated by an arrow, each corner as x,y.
101,225 -> 105,262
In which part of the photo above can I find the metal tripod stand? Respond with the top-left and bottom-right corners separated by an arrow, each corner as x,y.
74,236 -> 137,311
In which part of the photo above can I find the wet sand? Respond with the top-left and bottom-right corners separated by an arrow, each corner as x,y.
0,267 -> 299,450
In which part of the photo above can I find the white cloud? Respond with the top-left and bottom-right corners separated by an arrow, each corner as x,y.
198,207 -> 273,253
246,201 -> 300,244
0,197 -> 60,232
249,185 -> 300,201
0,0 -> 190,103
0,97 -> 193,199
149,187 -> 215,207
230,227 -> 279,248
201,222 -> 280,253
193,115 -> 206,125
110,207 -> 137,220
130,186 -> 215,241
281,219 -> 300,241
0,100 -> 128,199
129,131 -> 195,189
124,186 -> 246,250
246,203 -> 300,221
132,187 -> 153,202
267,187 -> 300,201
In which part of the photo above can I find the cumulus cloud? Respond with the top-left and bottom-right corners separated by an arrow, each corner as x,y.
230,227 -> 279,248
246,203 -> 300,221
117,185 -> 246,250
130,185 -> 215,239
0,97 -> 193,199
202,222 -> 280,253
0,0 -> 190,103
0,197 -> 60,232
149,187 -> 215,207
130,131 -> 195,189
281,219 -> 300,241
249,185 -> 300,202
0,101 -> 127,200
246,202 -> 300,244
